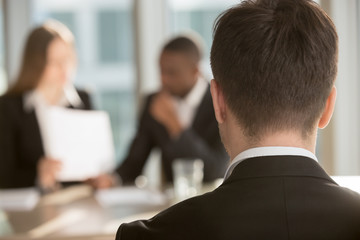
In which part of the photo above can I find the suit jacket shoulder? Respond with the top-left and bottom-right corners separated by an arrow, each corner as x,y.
116,156 -> 360,240
0,94 -> 24,116
116,192 -> 211,240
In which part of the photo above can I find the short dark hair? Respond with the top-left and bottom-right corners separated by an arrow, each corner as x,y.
162,36 -> 202,63
210,0 -> 338,139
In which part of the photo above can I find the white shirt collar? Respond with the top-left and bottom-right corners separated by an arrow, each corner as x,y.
184,77 -> 208,108
224,146 -> 318,180
24,85 -> 82,112
172,77 -> 208,129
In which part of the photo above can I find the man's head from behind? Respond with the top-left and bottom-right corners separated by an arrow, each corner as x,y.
210,0 -> 338,149
160,36 -> 203,97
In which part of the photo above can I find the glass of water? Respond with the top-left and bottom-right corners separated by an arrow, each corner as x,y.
172,158 -> 204,201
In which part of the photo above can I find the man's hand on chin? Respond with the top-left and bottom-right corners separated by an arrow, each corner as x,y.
150,91 -> 183,139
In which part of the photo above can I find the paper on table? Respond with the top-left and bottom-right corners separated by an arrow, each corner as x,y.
95,187 -> 167,207
41,107 -> 115,181
331,176 -> 360,194
0,188 -> 39,211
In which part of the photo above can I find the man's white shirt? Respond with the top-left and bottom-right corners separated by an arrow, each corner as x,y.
172,77 -> 208,129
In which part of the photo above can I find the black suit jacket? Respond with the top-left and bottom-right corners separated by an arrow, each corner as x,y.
117,86 -> 228,183
116,156 -> 360,240
0,90 -> 92,189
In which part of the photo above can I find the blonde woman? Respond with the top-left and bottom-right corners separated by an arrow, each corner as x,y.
0,21 -> 92,190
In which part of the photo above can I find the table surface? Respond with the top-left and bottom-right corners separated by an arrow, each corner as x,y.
0,185 -> 174,240
2,176 -> 358,240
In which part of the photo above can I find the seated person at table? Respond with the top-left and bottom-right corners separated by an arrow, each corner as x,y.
0,21 -> 92,191
91,36 -> 228,188
115,0 -> 360,239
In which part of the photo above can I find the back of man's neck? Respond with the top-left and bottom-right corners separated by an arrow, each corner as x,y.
228,130 -> 316,162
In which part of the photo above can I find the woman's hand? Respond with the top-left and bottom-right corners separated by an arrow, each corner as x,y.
37,157 -> 62,190
86,174 -> 117,189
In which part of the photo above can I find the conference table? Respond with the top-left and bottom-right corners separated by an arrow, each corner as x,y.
0,185 -> 175,240
1,176 -> 359,240
0,181 -> 222,240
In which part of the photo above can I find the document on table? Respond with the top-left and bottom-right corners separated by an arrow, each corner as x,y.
0,188 -> 39,211
95,187 -> 167,207
331,176 -> 360,194
41,107 -> 115,181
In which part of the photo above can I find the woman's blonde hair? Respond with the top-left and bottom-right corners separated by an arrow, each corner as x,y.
6,20 -> 74,96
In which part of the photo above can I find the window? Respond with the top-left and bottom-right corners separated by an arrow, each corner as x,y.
49,12 -> 76,33
97,10 -> 133,63
168,0 -> 237,77
171,10 -> 223,57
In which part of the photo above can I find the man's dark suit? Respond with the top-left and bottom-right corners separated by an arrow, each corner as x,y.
0,90 -> 92,189
116,156 -> 360,240
116,86 -> 228,183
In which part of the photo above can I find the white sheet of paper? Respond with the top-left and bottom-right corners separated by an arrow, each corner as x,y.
95,187 -> 167,207
42,107 -> 115,181
0,188 -> 39,211
331,176 -> 360,194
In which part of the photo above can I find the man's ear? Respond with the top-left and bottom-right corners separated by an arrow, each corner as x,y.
318,86 -> 337,129
210,79 -> 226,124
